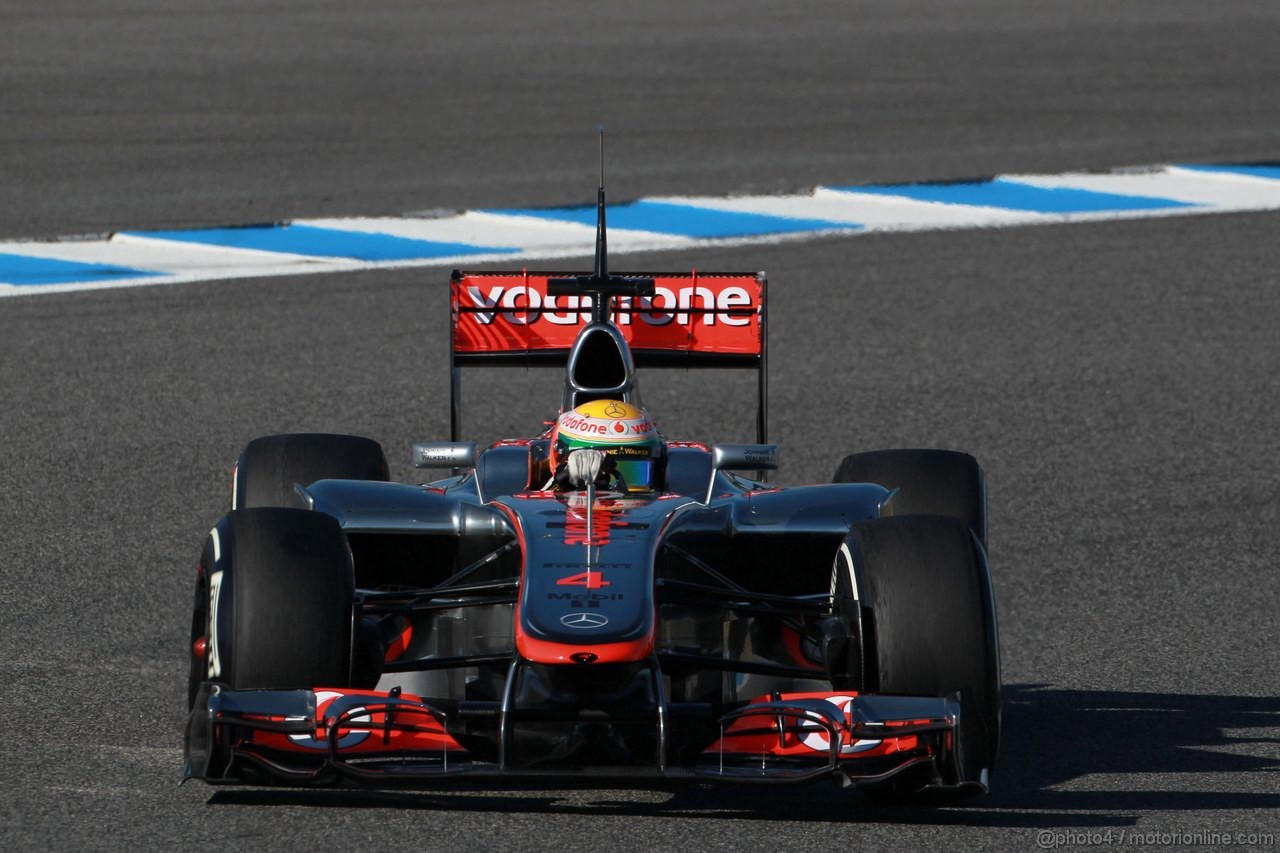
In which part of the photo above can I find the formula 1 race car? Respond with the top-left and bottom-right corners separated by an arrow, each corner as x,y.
183,172 -> 1000,801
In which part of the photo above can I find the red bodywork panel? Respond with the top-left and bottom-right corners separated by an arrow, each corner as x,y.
707,692 -> 933,761
451,272 -> 763,356
244,689 -> 466,756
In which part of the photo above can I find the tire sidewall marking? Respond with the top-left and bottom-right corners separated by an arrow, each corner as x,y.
208,569 -> 224,679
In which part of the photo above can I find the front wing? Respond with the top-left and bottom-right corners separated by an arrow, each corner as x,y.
184,683 -> 984,795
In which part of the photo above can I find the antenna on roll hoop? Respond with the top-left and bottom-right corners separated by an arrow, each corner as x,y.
594,127 -> 608,281
549,127 -> 654,324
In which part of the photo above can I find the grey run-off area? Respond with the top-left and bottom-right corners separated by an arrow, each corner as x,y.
1,1 -> 1277,850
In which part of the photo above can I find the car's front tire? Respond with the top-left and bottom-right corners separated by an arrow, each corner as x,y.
839,514 -> 1000,800
233,433 -> 389,509
188,507 -> 356,709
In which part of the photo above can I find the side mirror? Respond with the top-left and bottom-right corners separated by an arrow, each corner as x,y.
711,443 -> 779,471
413,441 -> 477,469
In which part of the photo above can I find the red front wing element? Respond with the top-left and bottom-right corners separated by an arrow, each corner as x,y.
245,689 -> 463,757
188,685 -> 967,788
706,693 -> 934,770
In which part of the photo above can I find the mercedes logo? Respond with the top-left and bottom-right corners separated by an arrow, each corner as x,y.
603,401 -> 627,419
560,611 -> 609,628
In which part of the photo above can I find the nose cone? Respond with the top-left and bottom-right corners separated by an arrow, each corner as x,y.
506,491 -> 670,664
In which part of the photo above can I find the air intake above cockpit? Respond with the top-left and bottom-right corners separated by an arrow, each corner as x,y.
562,322 -> 641,411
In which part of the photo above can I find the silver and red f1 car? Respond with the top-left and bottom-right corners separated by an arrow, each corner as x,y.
184,170 -> 1000,801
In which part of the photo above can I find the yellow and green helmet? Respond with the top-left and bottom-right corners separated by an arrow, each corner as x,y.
551,400 -> 662,492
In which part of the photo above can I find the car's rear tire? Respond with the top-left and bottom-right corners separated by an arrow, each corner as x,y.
188,508 -> 356,708
841,515 -> 1000,799
233,433 -> 390,509
833,449 -> 986,549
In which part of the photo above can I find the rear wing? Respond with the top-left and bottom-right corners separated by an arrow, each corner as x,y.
449,269 -> 768,443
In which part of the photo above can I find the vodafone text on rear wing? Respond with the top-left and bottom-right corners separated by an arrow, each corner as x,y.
449,270 -> 768,442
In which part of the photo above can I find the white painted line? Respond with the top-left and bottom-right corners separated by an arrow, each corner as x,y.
813,188 -> 1047,227
648,190 -> 1044,228
2,232 -> 328,275
299,211 -> 696,253
0,276 -> 176,298
299,212 -> 589,249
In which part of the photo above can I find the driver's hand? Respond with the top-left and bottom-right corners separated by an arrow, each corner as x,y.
566,449 -> 606,487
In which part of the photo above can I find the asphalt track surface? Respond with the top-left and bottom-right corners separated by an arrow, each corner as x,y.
1,2 -> 1278,850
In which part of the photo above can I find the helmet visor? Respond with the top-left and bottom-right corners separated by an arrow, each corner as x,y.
614,458 -> 655,493
608,443 -> 659,492
555,435 -> 660,492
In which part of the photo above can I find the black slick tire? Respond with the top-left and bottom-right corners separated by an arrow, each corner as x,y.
833,449 -> 987,549
233,433 -> 389,509
843,514 -> 1000,800
188,507 -> 356,707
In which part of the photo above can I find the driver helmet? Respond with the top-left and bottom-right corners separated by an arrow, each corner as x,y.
551,400 -> 662,492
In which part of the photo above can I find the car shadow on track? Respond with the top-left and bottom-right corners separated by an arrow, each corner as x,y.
206,685 -> 1280,827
